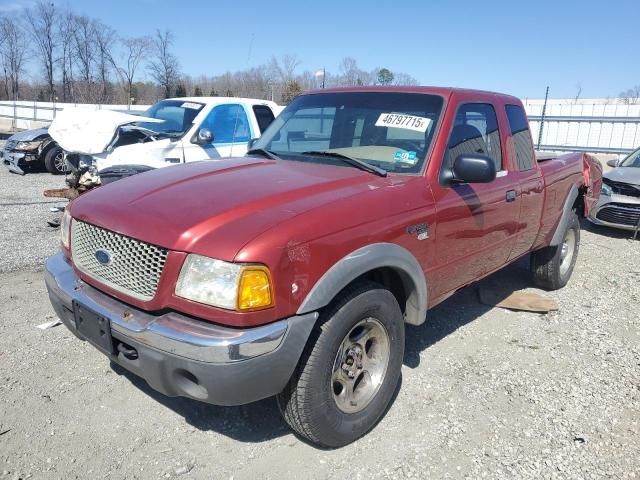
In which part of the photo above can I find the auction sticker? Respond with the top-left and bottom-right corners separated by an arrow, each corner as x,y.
376,113 -> 431,133
181,102 -> 203,110
394,150 -> 418,163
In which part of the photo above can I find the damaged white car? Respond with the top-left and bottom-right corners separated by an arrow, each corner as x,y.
46,97 -> 281,197
588,147 -> 640,233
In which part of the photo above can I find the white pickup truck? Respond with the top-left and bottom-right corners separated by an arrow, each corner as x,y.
48,97 -> 281,190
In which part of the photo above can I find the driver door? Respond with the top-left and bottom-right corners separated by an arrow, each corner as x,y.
182,104 -> 253,162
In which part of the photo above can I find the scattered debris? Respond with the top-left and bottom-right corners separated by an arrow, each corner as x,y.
174,463 -> 194,476
0,429 -> 10,436
478,288 -> 559,313
36,319 -> 63,330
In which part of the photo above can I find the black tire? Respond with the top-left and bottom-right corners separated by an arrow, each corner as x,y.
44,147 -> 67,174
531,212 -> 580,290
277,281 -> 404,448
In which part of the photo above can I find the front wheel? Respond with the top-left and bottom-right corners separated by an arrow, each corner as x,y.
44,147 -> 68,174
277,281 -> 404,448
531,212 -> 580,290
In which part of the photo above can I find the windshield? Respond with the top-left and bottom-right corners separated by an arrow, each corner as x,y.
253,91 -> 444,174
620,148 -> 640,168
135,99 -> 204,136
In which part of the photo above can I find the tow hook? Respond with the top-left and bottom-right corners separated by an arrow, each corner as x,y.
117,342 -> 138,360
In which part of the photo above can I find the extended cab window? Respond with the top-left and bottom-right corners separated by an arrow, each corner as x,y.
253,92 -> 444,174
200,104 -> 251,144
505,105 -> 535,171
253,105 -> 276,133
445,103 -> 503,172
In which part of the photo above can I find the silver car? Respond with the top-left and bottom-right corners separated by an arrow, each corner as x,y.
588,147 -> 640,231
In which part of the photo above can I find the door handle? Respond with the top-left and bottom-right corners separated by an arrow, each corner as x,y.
506,190 -> 517,202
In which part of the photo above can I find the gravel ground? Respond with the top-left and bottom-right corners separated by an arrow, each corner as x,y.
0,161 -> 66,273
0,164 -> 639,479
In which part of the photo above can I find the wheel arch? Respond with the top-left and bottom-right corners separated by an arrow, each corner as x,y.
296,243 -> 428,325
550,184 -> 581,246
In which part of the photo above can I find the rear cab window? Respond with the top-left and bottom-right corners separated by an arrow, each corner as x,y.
444,103 -> 503,175
505,104 -> 535,171
253,105 -> 276,134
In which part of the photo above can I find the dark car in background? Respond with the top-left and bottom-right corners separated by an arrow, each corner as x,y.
1,128 -> 67,175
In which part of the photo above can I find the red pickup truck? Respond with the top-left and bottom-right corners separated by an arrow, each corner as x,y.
45,87 -> 601,447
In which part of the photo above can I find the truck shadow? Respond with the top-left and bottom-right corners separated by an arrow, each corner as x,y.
404,256 -> 533,369
112,256 -> 536,444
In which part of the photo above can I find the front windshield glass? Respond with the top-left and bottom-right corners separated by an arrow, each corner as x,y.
620,148 -> 640,168
253,91 -> 444,174
135,99 -> 204,136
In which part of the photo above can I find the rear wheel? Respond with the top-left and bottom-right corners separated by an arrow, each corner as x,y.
531,212 -> 580,290
44,147 -> 67,174
277,281 -> 404,448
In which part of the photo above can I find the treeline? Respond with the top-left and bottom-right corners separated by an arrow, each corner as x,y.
0,2 -> 418,105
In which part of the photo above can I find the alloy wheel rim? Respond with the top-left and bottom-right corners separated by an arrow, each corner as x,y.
54,151 -> 67,173
331,317 -> 391,414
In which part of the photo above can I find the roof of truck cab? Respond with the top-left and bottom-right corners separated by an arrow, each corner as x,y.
164,96 -> 278,105
302,86 -> 521,103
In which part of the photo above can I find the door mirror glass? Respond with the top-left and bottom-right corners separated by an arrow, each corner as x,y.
194,128 -> 213,145
452,153 -> 497,183
606,158 -> 619,168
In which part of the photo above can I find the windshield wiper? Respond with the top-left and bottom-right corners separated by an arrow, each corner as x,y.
301,151 -> 387,177
247,148 -> 282,161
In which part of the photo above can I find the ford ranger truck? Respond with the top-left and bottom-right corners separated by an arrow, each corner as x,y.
45,87 -> 602,448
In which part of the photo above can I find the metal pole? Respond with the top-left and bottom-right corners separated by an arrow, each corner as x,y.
322,67 -> 325,89
537,86 -> 549,150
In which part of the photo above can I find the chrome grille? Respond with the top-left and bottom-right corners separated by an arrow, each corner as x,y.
71,220 -> 168,301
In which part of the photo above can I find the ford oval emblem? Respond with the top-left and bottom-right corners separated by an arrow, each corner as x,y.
95,249 -> 113,266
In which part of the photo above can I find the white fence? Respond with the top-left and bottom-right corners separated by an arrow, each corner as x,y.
1,98 -> 639,157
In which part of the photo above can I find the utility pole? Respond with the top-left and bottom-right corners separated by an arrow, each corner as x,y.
537,86 -> 549,150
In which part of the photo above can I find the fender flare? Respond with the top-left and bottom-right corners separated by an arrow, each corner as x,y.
550,184 -> 579,246
296,243 -> 428,325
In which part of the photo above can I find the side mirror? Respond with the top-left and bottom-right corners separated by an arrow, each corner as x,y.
193,128 -> 213,145
247,138 -> 258,149
606,158 -> 619,168
451,154 -> 497,184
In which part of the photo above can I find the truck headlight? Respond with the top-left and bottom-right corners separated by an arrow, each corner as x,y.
60,209 -> 72,249
15,140 -> 41,151
175,254 -> 274,311
601,183 -> 612,196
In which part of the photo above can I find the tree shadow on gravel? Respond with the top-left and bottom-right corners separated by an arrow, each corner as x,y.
404,256 -> 534,369
111,362 -> 289,443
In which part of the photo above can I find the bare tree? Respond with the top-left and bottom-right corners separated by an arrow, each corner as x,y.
72,15 -> 97,101
24,1 -> 57,101
148,29 -> 179,98
110,36 -> 150,106
93,21 -> 117,102
619,86 -> 640,105
0,17 -> 28,100
58,11 -> 77,102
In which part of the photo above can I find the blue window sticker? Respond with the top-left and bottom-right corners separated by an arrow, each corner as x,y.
394,150 -> 418,163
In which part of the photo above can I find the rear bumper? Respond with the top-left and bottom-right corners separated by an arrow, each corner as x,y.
587,193 -> 640,231
44,253 -> 317,405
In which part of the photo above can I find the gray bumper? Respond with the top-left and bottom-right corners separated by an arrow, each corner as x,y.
587,193 -> 640,231
2,150 -> 26,175
44,253 -> 317,405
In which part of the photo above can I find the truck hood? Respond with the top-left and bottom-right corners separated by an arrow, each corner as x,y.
49,107 -> 162,154
69,158 -> 389,260
604,167 -> 640,185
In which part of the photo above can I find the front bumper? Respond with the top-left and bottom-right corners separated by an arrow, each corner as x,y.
44,253 -> 317,405
1,150 -> 29,175
587,192 -> 640,231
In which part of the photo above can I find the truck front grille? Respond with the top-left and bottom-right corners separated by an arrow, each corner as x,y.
71,220 -> 168,301
596,204 -> 640,227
